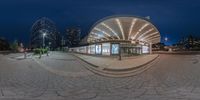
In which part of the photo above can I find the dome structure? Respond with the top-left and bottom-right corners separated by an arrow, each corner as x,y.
87,16 -> 160,44
70,15 -> 161,56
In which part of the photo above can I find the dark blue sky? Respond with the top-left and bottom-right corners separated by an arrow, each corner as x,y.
0,0 -> 200,45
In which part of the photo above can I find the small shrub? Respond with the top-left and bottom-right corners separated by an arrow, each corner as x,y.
42,48 -> 48,54
33,48 -> 40,55
34,48 -> 48,55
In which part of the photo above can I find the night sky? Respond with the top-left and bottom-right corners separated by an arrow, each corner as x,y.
0,0 -> 200,46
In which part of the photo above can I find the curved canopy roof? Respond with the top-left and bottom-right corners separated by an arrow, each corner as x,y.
87,16 -> 161,44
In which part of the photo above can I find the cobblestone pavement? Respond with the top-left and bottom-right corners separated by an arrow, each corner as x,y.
0,52 -> 200,100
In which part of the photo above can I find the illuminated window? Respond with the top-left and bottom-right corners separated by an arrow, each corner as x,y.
142,46 -> 149,53
102,43 -> 110,55
95,44 -> 102,54
90,45 -> 95,54
111,44 -> 119,54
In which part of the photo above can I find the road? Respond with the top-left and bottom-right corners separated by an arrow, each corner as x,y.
0,52 -> 200,100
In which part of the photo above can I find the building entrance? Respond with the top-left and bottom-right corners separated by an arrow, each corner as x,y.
120,44 -> 142,57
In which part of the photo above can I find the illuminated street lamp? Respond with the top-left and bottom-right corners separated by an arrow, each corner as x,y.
164,37 -> 168,41
43,33 -> 46,48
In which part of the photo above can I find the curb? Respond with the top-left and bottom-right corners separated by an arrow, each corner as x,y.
72,53 -> 160,77
103,55 -> 159,72
71,54 -> 100,68
154,51 -> 200,55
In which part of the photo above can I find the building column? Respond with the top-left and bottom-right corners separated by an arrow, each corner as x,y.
149,43 -> 152,54
119,44 -> 122,60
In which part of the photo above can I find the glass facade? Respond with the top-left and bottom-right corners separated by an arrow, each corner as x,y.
95,44 -> 102,54
121,47 -> 141,56
71,43 -> 149,56
111,44 -> 119,55
90,45 -> 95,54
142,46 -> 149,53
102,43 -> 110,55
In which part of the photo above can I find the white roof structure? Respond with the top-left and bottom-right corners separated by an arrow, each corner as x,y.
87,16 -> 161,44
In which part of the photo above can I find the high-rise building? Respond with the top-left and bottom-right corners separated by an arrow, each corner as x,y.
30,17 -> 60,49
66,27 -> 81,47
0,37 -> 10,50
152,43 -> 166,51
174,35 -> 200,50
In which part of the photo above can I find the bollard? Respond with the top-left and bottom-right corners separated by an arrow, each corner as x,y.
24,52 -> 27,59
39,51 -> 41,59
47,51 -> 49,56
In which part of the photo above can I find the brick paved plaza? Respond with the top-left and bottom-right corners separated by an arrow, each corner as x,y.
0,52 -> 200,100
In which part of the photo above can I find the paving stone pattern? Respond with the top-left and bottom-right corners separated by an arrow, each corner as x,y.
0,52 -> 200,100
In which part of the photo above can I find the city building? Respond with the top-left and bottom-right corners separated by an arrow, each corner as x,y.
30,17 -> 60,49
174,35 -> 200,50
152,43 -> 166,51
70,15 -> 161,56
66,27 -> 81,47
0,37 -> 10,51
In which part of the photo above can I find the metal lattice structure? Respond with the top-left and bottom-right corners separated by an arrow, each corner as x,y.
30,17 -> 60,49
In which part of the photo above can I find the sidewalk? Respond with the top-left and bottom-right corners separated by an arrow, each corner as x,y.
73,53 -> 159,71
154,51 -> 200,55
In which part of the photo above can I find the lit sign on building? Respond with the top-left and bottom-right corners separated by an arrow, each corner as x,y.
111,44 -> 119,54
95,44 -> 102,54
102,43 -> 110,55
142,46 -> 149,53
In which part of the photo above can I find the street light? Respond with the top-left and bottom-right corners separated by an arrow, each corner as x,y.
164,37 -> 168,41
43,33 -> 46,48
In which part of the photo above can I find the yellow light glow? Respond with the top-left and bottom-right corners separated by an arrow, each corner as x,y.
116,19 -> 125,40
94,28 -> 111,37
138,28 -> 154,40
132,23 -> 149,40
128,19 -> 137,40
101,22 -> 120,39
141,32 -> 159,41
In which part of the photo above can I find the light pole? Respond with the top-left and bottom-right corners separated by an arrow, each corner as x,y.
43,33 -> 46,48
164,37 -> 168,42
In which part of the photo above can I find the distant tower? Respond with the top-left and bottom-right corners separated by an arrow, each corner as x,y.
66,27 -> 81,47
145,16 -> 151,20
0,37 -> 10,50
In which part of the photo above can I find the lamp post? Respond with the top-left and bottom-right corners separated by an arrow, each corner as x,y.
42,33 -> 46,48
149,42 -> 152,54
164,37 -> 168,42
